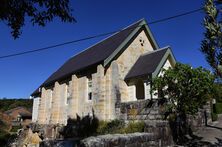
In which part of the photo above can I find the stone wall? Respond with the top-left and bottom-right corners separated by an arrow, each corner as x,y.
115,99 -> 163,121
80,133 -> 162,147
116,30 -> 154,102
116,98 -> 211,128
114,99 -> 211,146
144,120 -> 173,146
114,99 -> 174,146
38,132 -> 173,147
187,102 -> 212,131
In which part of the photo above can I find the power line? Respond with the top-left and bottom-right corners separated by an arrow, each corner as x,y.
149,8 -> 203,24
0,7 -> 203,60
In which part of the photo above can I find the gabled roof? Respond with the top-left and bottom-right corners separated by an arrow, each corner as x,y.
125,47 -> 176,80
31,19 -> 159,96
4,107 -> 31,115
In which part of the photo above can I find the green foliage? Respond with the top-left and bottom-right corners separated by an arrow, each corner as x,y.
0,120 -> 7,130
0,129 -> 9,146
152,63 -> 215,116
0,99 -> 32,112
0,116 -> 17,146
211,112 -> 218,121
212,83 -> 222,102
0,129 -> 17,146
0,0 -> 75,38
215,103 -> 222,114
10,126 -> 22,133
97,119 -> 125,134
97,120 -> 145,135
61,115 -> 145,138
123,121 -> 145,133
201,0 -> 222,78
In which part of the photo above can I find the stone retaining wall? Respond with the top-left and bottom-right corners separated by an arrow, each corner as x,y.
80,133 -> 161,147
115,99 -> 164,121
144,120 -> 173,146
187,102 -> 212,131
115,99 -> 211,128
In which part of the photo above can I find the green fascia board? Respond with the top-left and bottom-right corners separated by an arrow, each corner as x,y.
143,20 -> 159,49
152,47 -> 177,78
104,19 -> 159,67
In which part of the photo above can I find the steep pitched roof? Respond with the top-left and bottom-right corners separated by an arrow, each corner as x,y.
125,47 -> 176,80
31,19 -> 159,96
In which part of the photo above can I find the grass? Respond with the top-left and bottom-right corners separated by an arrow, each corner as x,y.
215,103 -> 222,114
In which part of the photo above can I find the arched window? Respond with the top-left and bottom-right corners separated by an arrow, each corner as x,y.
135,80 -> 145,100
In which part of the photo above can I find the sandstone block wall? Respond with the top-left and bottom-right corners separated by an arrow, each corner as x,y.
50,82 -> 67,124
116,30 -> 154,102
69,75 -> 79,118
38,87 -> 51,124
35,29 -> 159,124
115,99 -> 164,121
32,97 -> 40,122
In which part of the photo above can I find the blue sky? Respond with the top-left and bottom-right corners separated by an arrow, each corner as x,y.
0,0 -> 208,98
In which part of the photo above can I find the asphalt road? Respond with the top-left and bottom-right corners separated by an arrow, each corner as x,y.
193,114 -> 222,146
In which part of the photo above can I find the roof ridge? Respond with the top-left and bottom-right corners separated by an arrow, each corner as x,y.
140,46 -> 170,57
121,18 -> 145,30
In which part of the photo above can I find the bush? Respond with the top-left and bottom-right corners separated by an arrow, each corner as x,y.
97,119 -> 125,134
0,129 -> 17,146
124,121 -> 145,133
61,115 -> 145,138
10,126 -> 22,133
215,103 -> 222,114
97,120 -> 145,135
0,99 -> 32,112
211,113 -> 218,121
211,83 -> 222,103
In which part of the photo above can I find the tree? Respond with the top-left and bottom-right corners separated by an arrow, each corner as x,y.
0,0 -> 75,39
152,63 -> 214,116
201,0 -> 222,79
212,82 -> 222,102
152,63 -> 214,143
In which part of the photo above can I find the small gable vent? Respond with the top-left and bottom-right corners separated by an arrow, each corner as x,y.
139,38 -> 145,46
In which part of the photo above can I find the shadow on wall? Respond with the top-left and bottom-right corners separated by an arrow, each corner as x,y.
59,109 -> 99,139
115,86 -> 121,103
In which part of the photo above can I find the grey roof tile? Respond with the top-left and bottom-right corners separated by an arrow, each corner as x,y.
125,47 -> 169,80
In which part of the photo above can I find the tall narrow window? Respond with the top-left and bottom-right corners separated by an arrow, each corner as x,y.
88,75 -> 92,100
66,83 -> 72,105
49,89 -> 53,109
136,80 -> 145,100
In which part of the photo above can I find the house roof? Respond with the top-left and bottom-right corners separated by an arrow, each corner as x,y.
18,112 -> 32,118
4,107 -> 32,116
125,47 -> 176,80
31,19 -> 159,96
